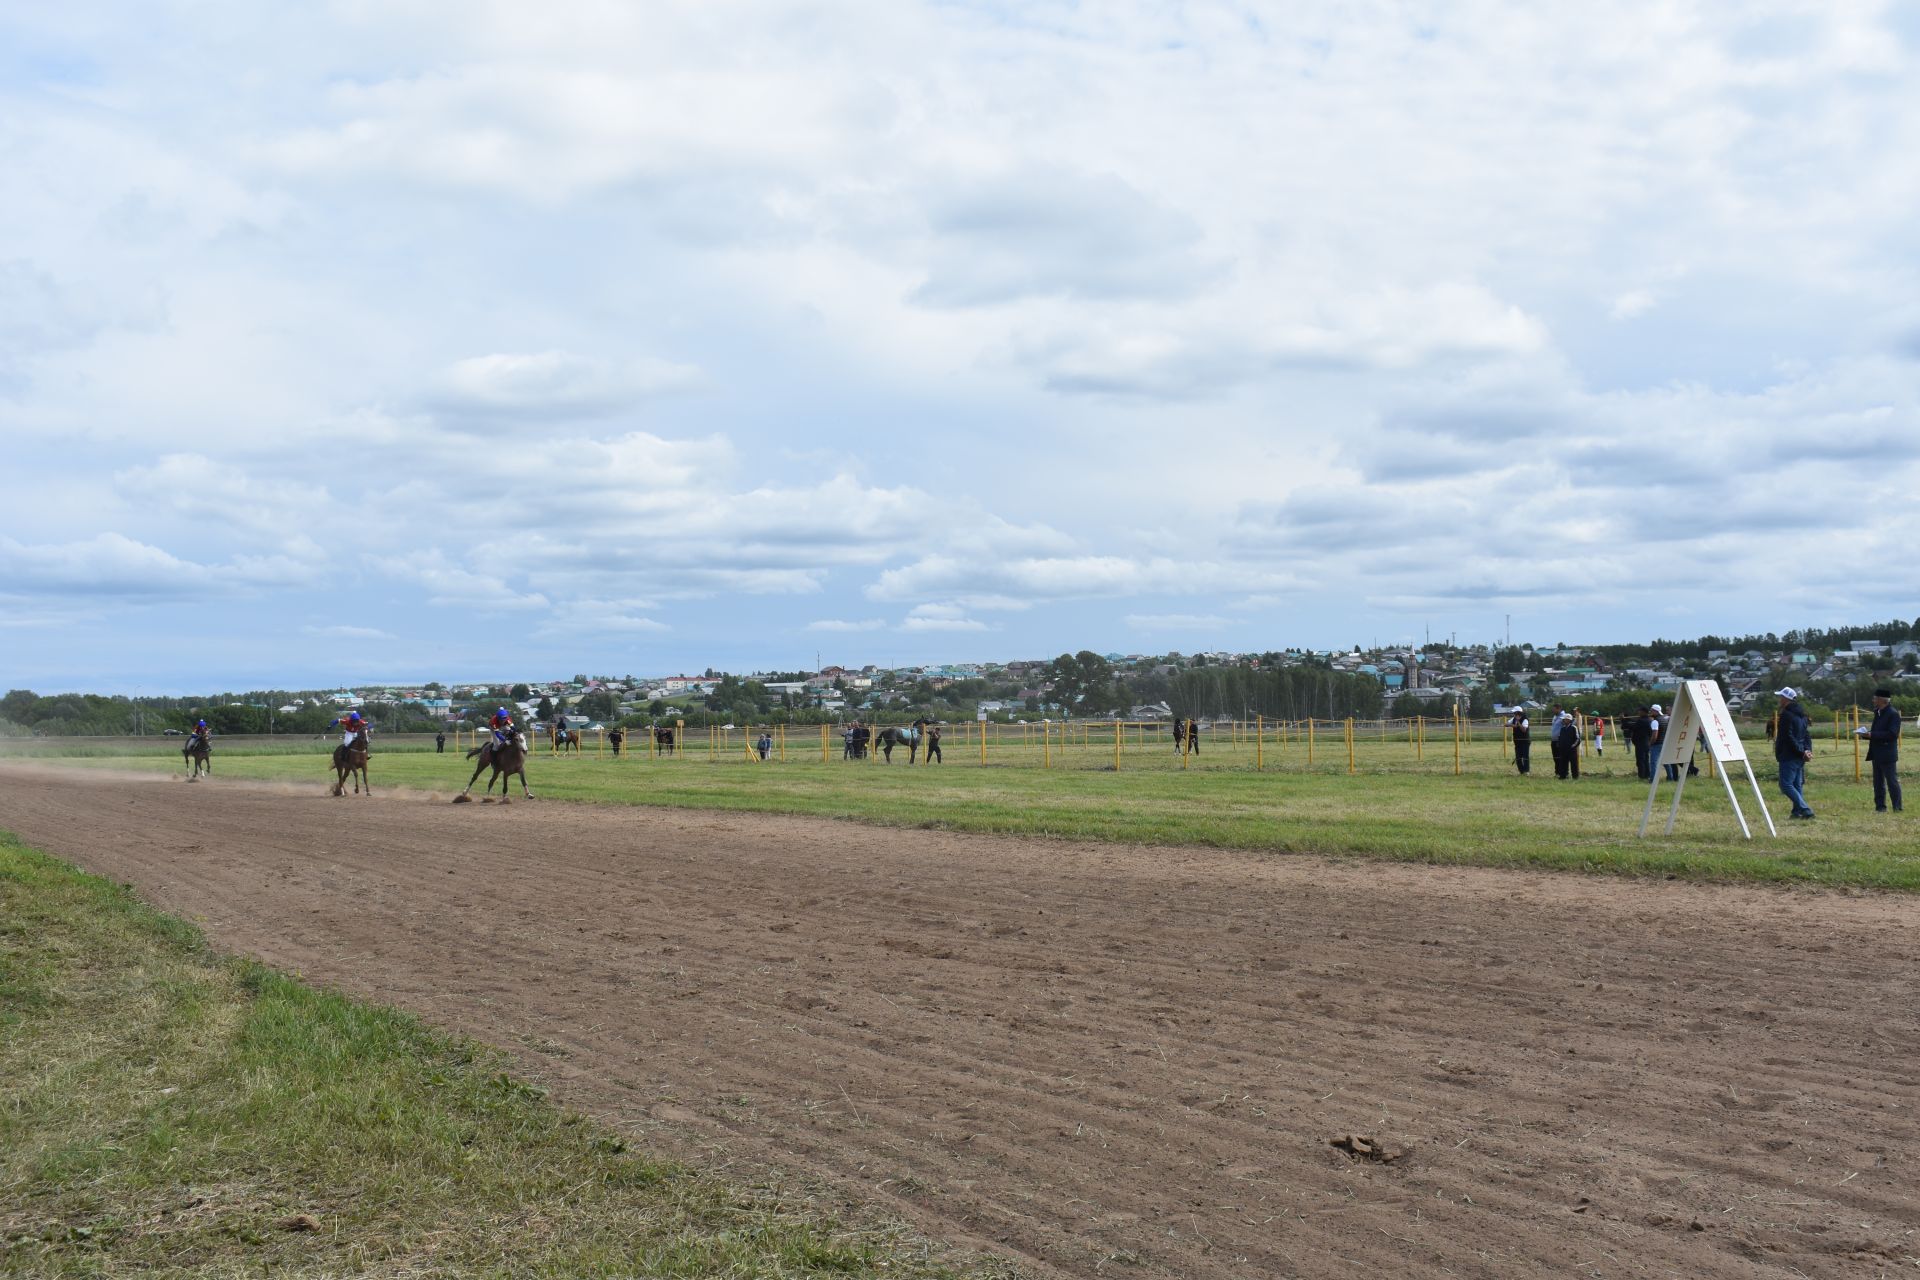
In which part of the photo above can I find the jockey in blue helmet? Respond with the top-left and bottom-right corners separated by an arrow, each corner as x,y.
489,706 -> 516,749
335,709 -> 368,748
188,718 -> 210,749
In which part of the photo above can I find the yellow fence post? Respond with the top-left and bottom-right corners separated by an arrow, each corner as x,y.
1346,716 -> 1355,775
1256,714 -> 1263,771
981,719 -> 988,765
1043,721 -> 1052,770
1854,705 -> 1863,782
1453,706 -> 1462,776
1307,717 -> 1315,767
676,719 -> 685,762
1113,720 -> 1122,771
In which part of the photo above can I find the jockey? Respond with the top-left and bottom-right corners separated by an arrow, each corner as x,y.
489,707 -> 516,749
331,710 -> 369,749
187,718 -> 211,749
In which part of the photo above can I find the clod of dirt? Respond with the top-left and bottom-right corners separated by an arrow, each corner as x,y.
451,794 -> 471,804
276,1214 -> 321,1232
1330,1133 -> 1405,1163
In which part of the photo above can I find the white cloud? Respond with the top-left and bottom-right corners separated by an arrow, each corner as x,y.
306,624 -> 395,640
432,350 -> 698,420
0,533 -> 318,599
806,618 -> 882,632
1126,613 -> 1230,632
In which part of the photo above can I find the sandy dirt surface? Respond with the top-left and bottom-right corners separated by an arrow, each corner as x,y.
3,766 -> 1918,1278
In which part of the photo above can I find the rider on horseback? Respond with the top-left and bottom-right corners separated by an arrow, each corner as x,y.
332,710 -> 369,749
488,707 -> 517,753
186,718 -> 211,751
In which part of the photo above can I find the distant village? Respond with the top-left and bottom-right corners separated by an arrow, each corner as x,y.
219,634 -> 1920,729
6,626 -> 1917,738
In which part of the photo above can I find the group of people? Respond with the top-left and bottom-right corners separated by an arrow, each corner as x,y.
1505,705 -> 1595,779
1172,718 -> 1201,754
1503,687 -> 1903,820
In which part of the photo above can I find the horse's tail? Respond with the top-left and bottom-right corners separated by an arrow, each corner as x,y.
466,745 -> 485,759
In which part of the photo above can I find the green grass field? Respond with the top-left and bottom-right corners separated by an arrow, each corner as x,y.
0,831 -> 994,1278
20,728 -> 1915,890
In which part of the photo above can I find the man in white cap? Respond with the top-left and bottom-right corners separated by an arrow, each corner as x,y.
1773,687 -> 1815,819
1648,702 -> 1667,779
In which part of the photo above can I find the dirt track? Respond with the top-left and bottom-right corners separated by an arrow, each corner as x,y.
3,766 -> 1918,1278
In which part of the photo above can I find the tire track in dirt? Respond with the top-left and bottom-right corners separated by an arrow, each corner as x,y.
3,766 -> 1918,1278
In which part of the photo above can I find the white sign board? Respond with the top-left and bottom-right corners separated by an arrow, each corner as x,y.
1656,679 -> 1747,767
1640,680 -> 1776,840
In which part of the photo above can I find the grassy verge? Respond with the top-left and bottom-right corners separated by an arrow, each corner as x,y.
0,831 -> 990,1278
22,737 -> 1918,890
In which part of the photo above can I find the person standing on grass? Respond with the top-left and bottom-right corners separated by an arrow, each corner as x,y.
1624,707 -> 1652,779
1592,715 -> 1605,758
1551,705 -> 1580,780
1647,703 -> 1667,779
1507,708 -> 1532,775
924,724 -> 943,763
1863,688 -> 1903,813
1773,687 -> 1816,820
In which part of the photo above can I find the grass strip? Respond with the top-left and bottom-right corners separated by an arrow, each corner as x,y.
0,830 -> 990,1278
28,741 -> 1920,892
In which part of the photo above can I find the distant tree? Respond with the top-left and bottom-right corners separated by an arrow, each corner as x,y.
536,695 -> 554,720
1045,651 -> 1115,714
510,683 -> 531,700
577,690 -> 616,721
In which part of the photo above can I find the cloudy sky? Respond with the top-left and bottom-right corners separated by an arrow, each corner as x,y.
5,2 -> 1918,693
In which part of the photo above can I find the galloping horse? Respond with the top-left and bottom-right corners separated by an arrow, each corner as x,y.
331,729 -> 371,796
182,734 -> 212,780
875,718 -> 933,763
455,732 -> 533,803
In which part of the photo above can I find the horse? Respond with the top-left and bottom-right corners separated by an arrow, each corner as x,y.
455,732 -> 533,803
875,719 -> 932,763
551,726 -> 581,754
182,734 -> 212,780
653,726 -> 676,756
331,729 -> 371,796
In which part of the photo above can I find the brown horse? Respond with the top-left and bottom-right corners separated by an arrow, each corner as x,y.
455,732 -> 533,803
550,726 -> 581,754
331,730 -> 371,796
182,734 -> 212,780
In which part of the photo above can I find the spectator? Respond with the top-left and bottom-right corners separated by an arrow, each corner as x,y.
1550,704 -> 1579,780
1591,716 -> 1605,758
1773,687 -> 1815,820
1863,688 -> 1903,813
1625,707 -> 1653,780
756,731 -> 772,761
1647,703 -> 1666,780
1507,708 -> 1531,775
924,724 -> 943,764
608,726 -> 625,757
434,730 -> 446,753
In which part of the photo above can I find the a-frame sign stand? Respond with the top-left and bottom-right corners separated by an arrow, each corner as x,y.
1638,679 -> 1778,840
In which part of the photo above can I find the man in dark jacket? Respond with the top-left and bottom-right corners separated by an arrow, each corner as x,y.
1865,688 -> 1903,813
1625,708 -> 1653,780
1507,709 -> 1531,775
1773,687 -> 1815,820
